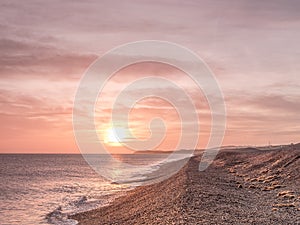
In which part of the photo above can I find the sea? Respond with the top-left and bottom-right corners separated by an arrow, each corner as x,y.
0,153 -> 190,225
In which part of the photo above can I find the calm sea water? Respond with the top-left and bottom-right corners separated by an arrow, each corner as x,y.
0,154 -> 181,225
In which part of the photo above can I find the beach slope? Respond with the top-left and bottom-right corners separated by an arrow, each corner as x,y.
71,148 -> 300,224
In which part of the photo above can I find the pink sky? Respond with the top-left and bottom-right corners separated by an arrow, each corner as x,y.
0,0 -> 299,153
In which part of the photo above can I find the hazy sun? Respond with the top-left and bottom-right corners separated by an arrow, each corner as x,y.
105,127 -> 126,146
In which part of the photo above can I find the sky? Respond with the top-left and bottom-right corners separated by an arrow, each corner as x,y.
0,0 -> 300,153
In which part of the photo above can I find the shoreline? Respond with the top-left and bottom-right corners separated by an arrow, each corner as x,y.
70,148 -> 300,224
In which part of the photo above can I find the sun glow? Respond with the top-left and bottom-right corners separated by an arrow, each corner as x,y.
105,127 -> 127,146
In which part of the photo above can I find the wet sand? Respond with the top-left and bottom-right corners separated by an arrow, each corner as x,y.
70,147 -> 300,224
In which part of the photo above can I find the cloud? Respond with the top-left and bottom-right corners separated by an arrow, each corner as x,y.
0,38 -> 97,80
223,92 -> 300,145
1,0 -> 300,151
0,88 -> 72,121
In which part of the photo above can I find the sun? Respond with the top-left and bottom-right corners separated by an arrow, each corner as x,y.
105,127 -> 126,146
